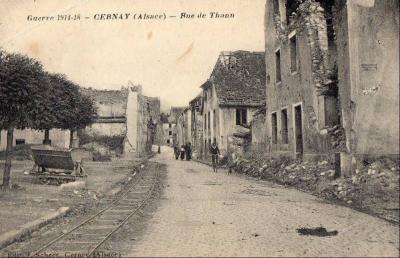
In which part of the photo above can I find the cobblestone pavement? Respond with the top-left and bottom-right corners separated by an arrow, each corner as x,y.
128,147 -> 399,257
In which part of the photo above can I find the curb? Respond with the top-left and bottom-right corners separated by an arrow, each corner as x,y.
0,206 -> 70,250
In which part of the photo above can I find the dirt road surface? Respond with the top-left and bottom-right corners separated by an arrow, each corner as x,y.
127,146 -> 399,257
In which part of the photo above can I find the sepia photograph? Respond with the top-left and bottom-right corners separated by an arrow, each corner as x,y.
0,0 -> 399,257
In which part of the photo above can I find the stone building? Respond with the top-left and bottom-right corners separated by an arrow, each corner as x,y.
183,107 -> 192,145
169,107 -> 185,147
81,87 -> 128,137
200,50 -> 266,156
162,122 -> 174,146
124,85 -> 161,157
250,107 -> 267,151
189,94 -> 204,158
264,0 -> 339,159
334,0 -> 399,172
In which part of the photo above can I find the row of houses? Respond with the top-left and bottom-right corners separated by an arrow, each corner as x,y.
172,0 -> 399,175
1,82 -> 161,158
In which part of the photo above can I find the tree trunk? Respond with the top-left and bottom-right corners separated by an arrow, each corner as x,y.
69,130 -> 74,148
43,129 -> 50,145
3,126 -> 14,190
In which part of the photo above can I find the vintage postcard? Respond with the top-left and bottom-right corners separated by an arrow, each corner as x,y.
0,0 -> 399,257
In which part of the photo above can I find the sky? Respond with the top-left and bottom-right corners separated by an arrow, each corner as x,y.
0,0 -> 266,111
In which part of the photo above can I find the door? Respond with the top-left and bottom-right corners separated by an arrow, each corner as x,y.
294,105 -> 303,158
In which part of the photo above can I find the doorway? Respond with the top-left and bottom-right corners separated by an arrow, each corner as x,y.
294,104 -> 303,158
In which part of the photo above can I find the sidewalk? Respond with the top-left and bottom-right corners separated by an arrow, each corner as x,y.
0,158 -> 141,249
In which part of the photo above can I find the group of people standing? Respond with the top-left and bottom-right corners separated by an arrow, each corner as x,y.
172,139 -> 222,173
174,143 -> 192,161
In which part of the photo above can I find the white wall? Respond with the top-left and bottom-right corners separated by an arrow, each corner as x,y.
0,128 -> 70,150
124,90 -> 139,156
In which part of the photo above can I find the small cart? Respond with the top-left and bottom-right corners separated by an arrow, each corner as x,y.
30,145 -> 89,185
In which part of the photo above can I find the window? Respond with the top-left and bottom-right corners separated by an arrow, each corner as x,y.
236,109 -> 247,125
210,88 -> 213,97
289,34 -> 297,73
213,110 -> 216,131
167,139 -> 170,144
169,123 -> 171,128
271,113 -> 278,144
16,139 -> 26,145
281,109 -> 289,144
273,0 -> 279,15
286,0 -> 300,26
275,49 -> 281,83
169,131 -> 172,135
208,112 -> 211,129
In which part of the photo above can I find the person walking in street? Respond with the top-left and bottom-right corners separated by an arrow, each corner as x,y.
174,145 -> 179,160
185,142 -> 192,161
209,139 -> 220,172
180,145 -> 186,160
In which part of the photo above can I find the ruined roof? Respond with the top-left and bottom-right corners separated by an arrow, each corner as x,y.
80,87 -> 129,105
169,106 -> 186,123
189,93 -> 202,105
207,50 -> 266,107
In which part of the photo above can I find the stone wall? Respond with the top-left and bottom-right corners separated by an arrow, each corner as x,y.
335,0 -> 399,158
124,86 -> 161,157
264,0 -> 339,159
251,109 -> 267,146
85,123 -> 126,137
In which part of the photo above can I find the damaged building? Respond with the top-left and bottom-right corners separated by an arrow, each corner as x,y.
334,0 -> 399,173
81,83 -> 160,157
189,94 -> 204,158
200,50 -> 266,156
81,87 -> 128,137
265,0 -> 399,173
124,84 -> 161,157
264,0 -> 340,160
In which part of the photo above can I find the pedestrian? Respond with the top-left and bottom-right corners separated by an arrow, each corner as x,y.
185,142 -> 192,161
180,145 -> 186,160
228,151 -> 236,174
209,138 -> 220,172
174,146 -> 179,160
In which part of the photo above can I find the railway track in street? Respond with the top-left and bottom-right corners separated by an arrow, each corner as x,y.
31,168 -> 159,257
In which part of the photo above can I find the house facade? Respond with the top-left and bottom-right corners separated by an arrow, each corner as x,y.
264,0 -> 340,159
162,122 -> 174,146
201,50 -> 266,156
81,87 -> 128,137
169,107 -> 185,147
189,94 -> 203,158
334,0 -> 399,172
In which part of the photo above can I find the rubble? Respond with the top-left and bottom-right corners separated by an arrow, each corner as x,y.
227,153 -> 400,223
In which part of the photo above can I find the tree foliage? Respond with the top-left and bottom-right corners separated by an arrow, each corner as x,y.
0,50 -> 97,189
0,51 -> 50,129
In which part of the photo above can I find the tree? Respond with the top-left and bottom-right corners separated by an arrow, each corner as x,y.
33,73 -> 61,145
0,50 -> 96,189
39,74 -> 96,148
69,93 -> 97,147
0,51 -> 50,189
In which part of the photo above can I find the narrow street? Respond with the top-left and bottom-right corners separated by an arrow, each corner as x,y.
128,147 -> 399,257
